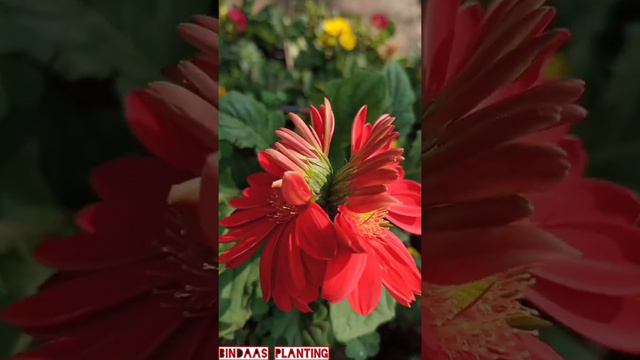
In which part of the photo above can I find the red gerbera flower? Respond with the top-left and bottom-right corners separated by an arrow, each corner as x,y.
220,100 -> 337,313
221,101 -> 422,315
2,15 -> 220,359
322,107 -> 422,315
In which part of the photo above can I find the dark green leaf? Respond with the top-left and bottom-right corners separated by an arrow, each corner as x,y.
219,258 -> 260,339
599,22 -> 640,145
403,131 -> 421,182
345,332 -> 380,360
219,91 -> 285,151
383,62 -> 416,143
0,142 -> 71,356
330,290 -> 396,343
0,0 -> 211,93
271,310 -> 303,345
540,327 -> 604,360
323,70 -> 392,163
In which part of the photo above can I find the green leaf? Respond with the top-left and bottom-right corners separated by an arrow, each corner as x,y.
271,310 -> 303,345
0,58 -> 44,109
553,0 -> 614,81
599,22 -> 640,144
219,167 -> 241,205
0,0 -> 210,93
323,70 -> 392,163
0,142 -> 71,356
540,327 -> 603,360
219,91 -> 285,151
383,62 -> 416,143
219,258 -> 261,339
301,303 -> 331,346
330,290 -> 396,343
0,58 -> 44,142
345,333 -> 380,360
403,131 -> 421,182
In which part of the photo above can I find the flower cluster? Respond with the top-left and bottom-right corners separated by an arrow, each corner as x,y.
219,0 -> 405,112
221,100 -> 421,315
319,17 -> 358,51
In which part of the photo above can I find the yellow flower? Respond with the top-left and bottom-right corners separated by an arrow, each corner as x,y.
322,17 -> 352,37
319,34 -> 338,48
219,85 -> 228,98
338,31 -> 357,51
320,17 -> 357,51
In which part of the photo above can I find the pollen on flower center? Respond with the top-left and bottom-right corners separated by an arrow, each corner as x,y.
427,269 -> 550,360
266,190 -> 304,224
354,209 -> 390,238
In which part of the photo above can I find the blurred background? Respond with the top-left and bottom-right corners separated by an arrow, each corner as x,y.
0,0 -> 639,359
0,0 -> 216,356
543,2 -> 640,359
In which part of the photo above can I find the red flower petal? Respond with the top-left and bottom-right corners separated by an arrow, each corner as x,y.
533,258 -> 640,295
347,255 -> 383,316
126,91 -> 209,172
281,171 -> 312,206
1,260 -> 178,328
322,251 -> 367,303
91,157 -> 188,204
219,220 -> 275,268
528,280 -> 640,354
425,224 -> 580,284
296,203 -> 337,259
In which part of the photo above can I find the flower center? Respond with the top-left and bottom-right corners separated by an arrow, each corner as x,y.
426,269 -> 550,360
153,206 -> 216,317
354,209 -> 390,238
267,190 -> 304,224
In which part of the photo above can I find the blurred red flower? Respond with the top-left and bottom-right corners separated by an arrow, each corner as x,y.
229,7 -> 248,33
527,136 -> 640,354
423,0 -> 640,357
421,0 -> 592,357
371,14 -> 390,30
2,157 -> 218,359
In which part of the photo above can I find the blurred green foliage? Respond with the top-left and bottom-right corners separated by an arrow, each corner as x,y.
0,0 -> 214,356
552,0 -> 640,193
